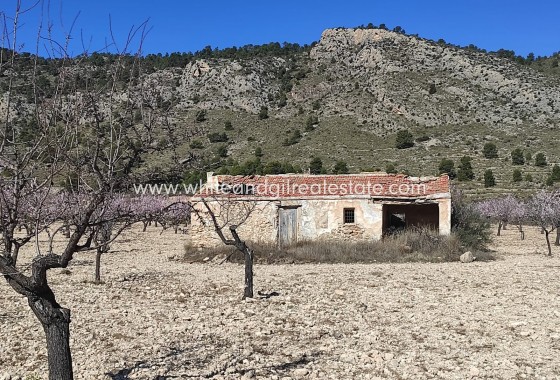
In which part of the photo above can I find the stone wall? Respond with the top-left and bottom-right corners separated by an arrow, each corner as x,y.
188,198 -> 385,248
188,201 -> 278,248
187,196 -> 452,248
298,199 -> 383,241
438,197 -> 452,235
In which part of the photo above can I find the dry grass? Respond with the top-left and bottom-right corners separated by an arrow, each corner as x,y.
183,228 -> 494,264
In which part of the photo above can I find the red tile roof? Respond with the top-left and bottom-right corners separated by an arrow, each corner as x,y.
199,173 -> 450,199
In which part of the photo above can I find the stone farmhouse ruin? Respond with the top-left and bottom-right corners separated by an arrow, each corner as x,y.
189,172 -> 451,248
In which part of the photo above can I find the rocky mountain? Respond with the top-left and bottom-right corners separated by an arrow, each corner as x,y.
3,27 -> 560,193
171,28 -> 560,129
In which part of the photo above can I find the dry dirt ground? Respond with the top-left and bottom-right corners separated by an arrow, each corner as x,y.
1,225 -> 560,380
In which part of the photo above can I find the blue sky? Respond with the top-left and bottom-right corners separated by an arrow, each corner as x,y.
4,0 -> 559,57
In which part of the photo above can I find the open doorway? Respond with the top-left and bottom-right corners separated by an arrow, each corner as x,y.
382,203 -> 439,235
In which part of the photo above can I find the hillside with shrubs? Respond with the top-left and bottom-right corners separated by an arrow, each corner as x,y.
2,25 -> 560,195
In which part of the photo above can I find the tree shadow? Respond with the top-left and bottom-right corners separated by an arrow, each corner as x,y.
257,290 -> 280,299
105,345 -> 319,379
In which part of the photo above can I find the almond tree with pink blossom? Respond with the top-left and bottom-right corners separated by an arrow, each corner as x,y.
476,195 -> 520,236
527,190 -> 560,256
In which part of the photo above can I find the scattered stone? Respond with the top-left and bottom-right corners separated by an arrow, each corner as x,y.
241,369 -> 256,379
460,251 -> 475,263
2,225 -> 559,379
293,368 -> 309,378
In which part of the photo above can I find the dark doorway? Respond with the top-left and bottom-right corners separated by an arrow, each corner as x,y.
382,203 -> 439,235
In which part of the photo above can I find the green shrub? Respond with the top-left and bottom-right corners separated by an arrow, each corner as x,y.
451,188 -> 492,250
305,115 -> 319,131
484,169 -> 496,187
457,156 -> 474,181
552,164 -> 560,181
263,161 -> 284,175
189,140 -> 204,149
283,130 -> 302,146
195,110 -> 207,122
333,160 -> 349,174
395,130 -> 414,149
438,158 -> 456,179
310,157 -> 323,174
217,144 -> 228,158
511,148 -> 525,165
429,83 -> 437,94
224,120 -> 234,130
258,106 -> 269,120
535,152 -> 547,167
207,132 -> 228,143
482,142 -> 498,159
512,169 -> 522,182
385,163 -> 397,174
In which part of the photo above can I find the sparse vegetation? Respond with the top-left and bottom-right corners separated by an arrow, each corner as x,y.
190,229 -> 469,264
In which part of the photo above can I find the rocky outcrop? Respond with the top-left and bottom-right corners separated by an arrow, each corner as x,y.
127,27 -> 560,136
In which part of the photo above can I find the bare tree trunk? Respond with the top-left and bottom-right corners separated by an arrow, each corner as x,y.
95,249 -> 102,283
11,243 -> 20,266
556,228 -> 559,246
545,230 -> 552,256
63,224 -> 71,238
200,199 -> 257,299
28,296 -> 73,380
497,222 -> 502,236
142,221 -> 148,232
518,223 -> 524,240
243,248 -> 254,299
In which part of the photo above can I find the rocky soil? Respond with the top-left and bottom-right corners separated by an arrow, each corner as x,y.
1,225 -> 560,379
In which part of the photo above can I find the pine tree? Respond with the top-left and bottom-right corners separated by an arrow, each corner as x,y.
482,142 -> 498,159
511,148 -> 525,165
484,169 -> 496,187
457,156 -> 474,181
333,160 -> 349,174
438,159 -> 456,179
535,153 -> 547,167
310,157 -> 323,174
512,169 -> 522,182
